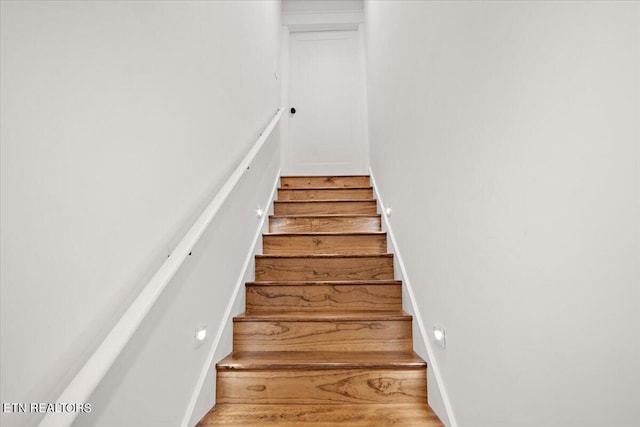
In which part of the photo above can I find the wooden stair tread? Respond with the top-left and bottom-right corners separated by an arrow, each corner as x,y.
263,233 -> 387,255
247,280 -> 401,286
256,253 -> 392,259
278,186 -> 373,190
269,216 -> 382,233
281,175 -> 371,178
275,199 -> 377,204
255,254 -> 394,281
280,176 -> 372,189
270,214 -> 381,218
217,351 -> 426,370
246,281 -> 402,312
278,188 -> 374,201
264,231 -> 385,236
234,311 -> 412,321
197,403 -> 444,426
274,200 -> 378,214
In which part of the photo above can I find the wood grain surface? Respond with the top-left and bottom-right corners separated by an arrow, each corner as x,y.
278,187 -> 373,200
280,176 -> 371,188
197,175 -> 444,426
255,254 -> 394,281
233,313 -> 413,352
269,215 -> 381,233
263,232 -> 387,255
246,281 -> 402,312
217,351 -> 426,370
217,368 -> 427,404
274,200 -> 378,215
197,403 -> 444,426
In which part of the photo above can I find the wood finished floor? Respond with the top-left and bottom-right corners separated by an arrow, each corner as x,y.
196,175 -> 443,426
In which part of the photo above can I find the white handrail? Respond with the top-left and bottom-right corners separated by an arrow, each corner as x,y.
39,108 -> 283,427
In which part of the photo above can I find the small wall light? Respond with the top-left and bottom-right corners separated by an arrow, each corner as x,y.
433,326 -> 446,349
256,208 -> 264,218
385,207 -> 392,216
195,326 -> 207,347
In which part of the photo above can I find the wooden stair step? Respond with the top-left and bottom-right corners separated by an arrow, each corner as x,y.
217,351 -> 426,370
281,175 -> 371,188
198,172 -> 444,426
278,187 -> 373,201
263,232 -> 387,255
246,280 -> 402,312
246,280 -> 402,286
196,403 -> 444,426
217,371 -> 426,405
233,311 -> 413,352
269,215 -> 381,233
274,200 -> 378,215
235,311 -> 411,321
217,370 -> 426,405
217,351 -> 427,405
255,254 -> 394,281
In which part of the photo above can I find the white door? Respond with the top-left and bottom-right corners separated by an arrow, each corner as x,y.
285,31 -> 367,175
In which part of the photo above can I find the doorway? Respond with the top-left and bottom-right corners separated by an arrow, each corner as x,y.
283,30 -> 368,175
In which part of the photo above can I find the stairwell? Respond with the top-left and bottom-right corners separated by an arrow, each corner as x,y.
197,175 -> 444,426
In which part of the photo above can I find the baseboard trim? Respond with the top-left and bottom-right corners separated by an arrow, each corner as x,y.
180,170 -> 281,427
369,168 -> 458,427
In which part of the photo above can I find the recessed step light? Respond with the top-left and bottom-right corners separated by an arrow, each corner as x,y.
433,326 -> 446,349
195,326 -> 207,347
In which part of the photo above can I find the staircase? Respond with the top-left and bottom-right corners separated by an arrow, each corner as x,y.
197,176 -> 444,426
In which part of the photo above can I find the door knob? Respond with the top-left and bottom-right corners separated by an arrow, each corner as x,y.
290,107 -> 296,114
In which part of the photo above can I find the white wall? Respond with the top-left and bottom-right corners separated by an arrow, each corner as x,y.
0,1 -> 281,426
365,1 -> 639,426
75,127 -> 281,427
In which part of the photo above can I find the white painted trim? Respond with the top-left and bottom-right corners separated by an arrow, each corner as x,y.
38,109 -> 283,427
180,170 -> 281,427
280,26 -> 291,174
369,168 -> 459,427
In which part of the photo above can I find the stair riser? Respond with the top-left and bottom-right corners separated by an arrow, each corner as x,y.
270,216 -> 381,233
198,404 -> 443,426
233,319 -> 412,352
274,201 -> 377,215
278,188 -> 373,201
263,234 -> 387,255
217,369 -> 426,405
255,256 -> 394,281
281,176 -> 371,188
246,284 -> 402,312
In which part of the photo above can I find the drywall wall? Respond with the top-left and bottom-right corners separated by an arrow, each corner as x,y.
370,173 -> 452,427
185,169 -> 278,427
364,1 -> 639,426
0,1 -> 281,426
75,129 -> 281,427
